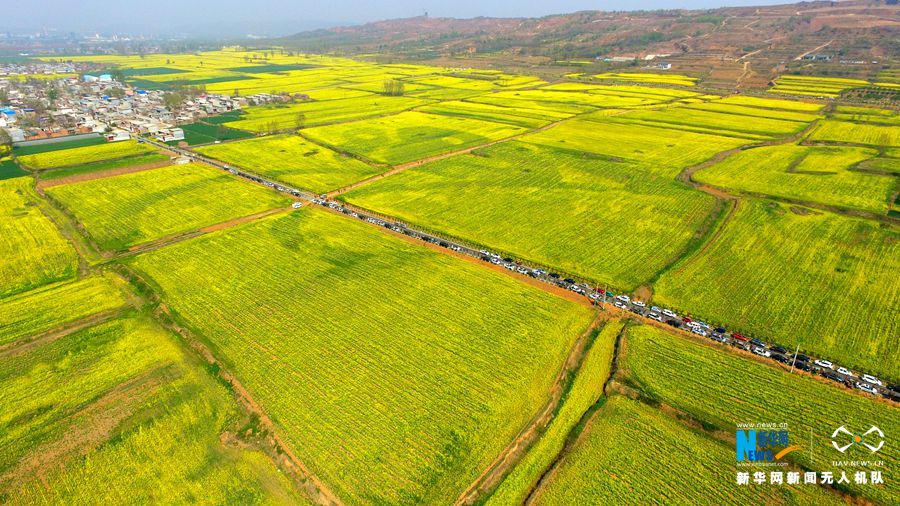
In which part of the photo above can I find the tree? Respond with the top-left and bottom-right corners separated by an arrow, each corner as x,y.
382,79 -> 405,96
163,92 -> 184,111
233,88 -> 240,97
0,128 -> 11,160
295,112 -> 306,130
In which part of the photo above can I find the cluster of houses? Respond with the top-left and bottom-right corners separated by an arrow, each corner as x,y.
0,71 -> 259,145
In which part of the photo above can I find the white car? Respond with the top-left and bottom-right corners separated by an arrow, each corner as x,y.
615,295 -> 630,304
649,313 -> 663,322
662,309 -> 677,319
692,328 -> 708,337
753,347 -> 771,358
814,359 -> 834,369
614,300 -> 628,309
855,382 -> 879,395
632,300 -> 647,308
836,367 -> 854,377
861,374 -> 883,386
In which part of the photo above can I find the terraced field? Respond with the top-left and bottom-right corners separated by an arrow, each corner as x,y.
0,316 -> 304,505
614,105 -> 810,138
620,325 -> 900,505
831,106 -> 900,126
303,111 -> 528,165
225,95 -> 432,132
131,208 -> 594,505
17,140 -> 156,170
416,100 -> 567,128
0,177 -> 78,297
591,72 -> 698,86
655,200 -> 899,378
195,134 -> 381,193
342,141 -> 716,288
694,144 -> 894,213
45,163 -> 289,251
770,75 -> 869,98
0,274 -> 127,346
713,95 -> 824,112
487,321 -> 624,506
809,120 -> 900,147
522,118 -> 752,178
531,396 -> 844,506
39,153 -> 170,181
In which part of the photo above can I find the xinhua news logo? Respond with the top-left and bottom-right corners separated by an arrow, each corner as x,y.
736,425 -> 800,462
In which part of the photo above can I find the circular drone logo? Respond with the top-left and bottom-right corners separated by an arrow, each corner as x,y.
831,426 -> 884,453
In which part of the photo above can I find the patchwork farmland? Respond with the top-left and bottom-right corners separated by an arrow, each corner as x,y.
2,43 -> 898,506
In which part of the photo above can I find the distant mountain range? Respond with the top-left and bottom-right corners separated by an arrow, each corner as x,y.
278,0 -> 899,63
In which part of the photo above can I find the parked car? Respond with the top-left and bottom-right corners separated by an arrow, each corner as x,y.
836,367 -> 854,377
814,359 -> 834,369
855,382 -> 879,395
662,309 -> 677,319
752,347 -> 771,358
614,301 -> 628,309
793,353 -> 809,363
563,278 -> 576,284
750,338 -> 766,348
649,312 -> 663,322
615,294 -> 630,304
632,300 -> 647,308
771,346 -> 787,355
549,273 -> 561,279
861,374 -> 883,387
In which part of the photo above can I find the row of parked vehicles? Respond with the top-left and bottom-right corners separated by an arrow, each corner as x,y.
606,294 -> 898,401
235,185 -> 900,406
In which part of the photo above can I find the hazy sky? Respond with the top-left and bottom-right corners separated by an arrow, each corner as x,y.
6,0 -> 789,36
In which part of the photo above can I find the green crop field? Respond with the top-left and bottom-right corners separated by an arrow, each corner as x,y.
45,163 -> 290,251
12,136 -> 106,156
171,122 -> 254,146
522,118 -> 752,178
695,145 -> 894,213
655,200 -> 899,378
225,95 -> 432,132
416,100 -> 567,128
39,153 -> 170,181
0,274 -> 127,346
195,134 -> 381,193
131,208 -> 594,505
0,159 -> 28,180
809,120 -> 900,147
303,111 -> 528,165
0,178 -> 78,297
342,141 -> 716,288
620,324 -> 900,505
1,316 -> 304,505
487,320 -> 624,506
17,141 -> 156,170
531,396 -> 843,506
